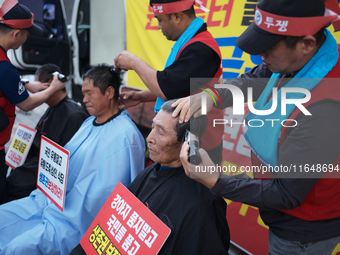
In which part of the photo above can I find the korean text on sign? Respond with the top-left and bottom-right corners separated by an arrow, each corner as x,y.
5,123 -> 36,169
80,182 -> 171,255
37,136 -> 69,212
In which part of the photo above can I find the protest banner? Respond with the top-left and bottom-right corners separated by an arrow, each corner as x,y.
5,123 -> 36,169
81,182 -> 171,255
37,135 -> 69,211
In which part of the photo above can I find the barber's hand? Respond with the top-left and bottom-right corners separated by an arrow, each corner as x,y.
114,50 -> 139,71
171,91 -> 215,124
180,141 -> 219,189
49,73 -> 65,91
118,90 -> 143,109
25,81 -> 50,93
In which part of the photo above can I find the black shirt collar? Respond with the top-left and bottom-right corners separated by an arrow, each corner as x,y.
93,108 -> 123,126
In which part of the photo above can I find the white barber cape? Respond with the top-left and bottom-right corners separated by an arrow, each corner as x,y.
0,109 -> 145,255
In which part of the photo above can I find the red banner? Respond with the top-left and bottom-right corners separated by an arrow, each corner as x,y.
81,182 -> 171,255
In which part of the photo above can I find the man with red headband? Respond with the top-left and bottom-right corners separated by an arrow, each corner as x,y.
176,0 -> 340,254
114,0 -> 224,165
0,0 -> 65,203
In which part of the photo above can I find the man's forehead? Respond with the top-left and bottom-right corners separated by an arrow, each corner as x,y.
153,110 -> 177,130
154,13 -> 167,19
82,78 -> 94,90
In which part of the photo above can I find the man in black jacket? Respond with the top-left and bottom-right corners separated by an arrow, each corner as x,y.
4,64 -> 89,203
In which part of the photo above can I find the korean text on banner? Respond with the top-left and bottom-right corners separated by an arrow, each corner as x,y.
126,0 -> 262,89
37,135 -> 69,212
125,0 -> 340,89
5,123 -> 36,169
80,182 -> 171,255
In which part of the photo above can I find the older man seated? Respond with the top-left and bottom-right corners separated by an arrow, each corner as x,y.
0,64 -> 146,255
71,99 -> 230,255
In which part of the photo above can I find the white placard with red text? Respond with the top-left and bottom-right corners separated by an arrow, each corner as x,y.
5,123 -> 36,169
37,135 -> 69,211
80,182 -> 171,255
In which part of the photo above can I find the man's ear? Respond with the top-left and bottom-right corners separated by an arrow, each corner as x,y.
172,11 -> 183,25
106,86 -> 115,100
301,36 -> 317,55
12,29 -> 21,38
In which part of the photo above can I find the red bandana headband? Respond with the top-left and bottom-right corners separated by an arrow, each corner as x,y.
254,6 -> 340,37
0,0 -> 34,29
152,0 -> 209,15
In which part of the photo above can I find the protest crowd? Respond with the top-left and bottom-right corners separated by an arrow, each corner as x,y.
1,0 -> 340,254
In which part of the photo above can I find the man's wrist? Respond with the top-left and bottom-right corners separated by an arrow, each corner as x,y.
141,90 -> 157,102
130,55 -> 141,71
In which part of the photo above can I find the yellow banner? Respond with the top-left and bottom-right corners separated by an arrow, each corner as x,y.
126,0 -> 340,90
126,0 -> 173,89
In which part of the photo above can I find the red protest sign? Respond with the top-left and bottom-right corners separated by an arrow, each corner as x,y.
81,182 -> 171,255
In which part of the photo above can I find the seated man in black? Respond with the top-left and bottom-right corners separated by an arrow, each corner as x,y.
71,99 -> 229,255
5,64 -> 89,203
